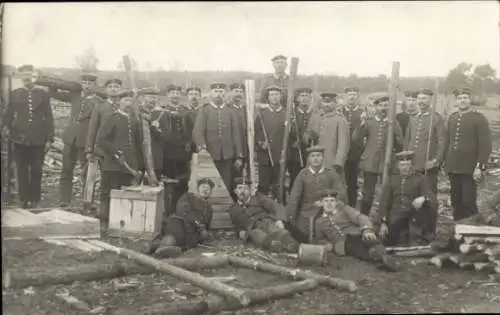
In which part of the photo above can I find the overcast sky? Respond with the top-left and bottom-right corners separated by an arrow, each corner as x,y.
3,2 -> 499,77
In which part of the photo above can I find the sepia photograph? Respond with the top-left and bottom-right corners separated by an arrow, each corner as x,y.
1,2 -> 500,314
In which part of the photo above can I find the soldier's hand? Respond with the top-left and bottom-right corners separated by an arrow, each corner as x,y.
378,223 -> 389,240
274,220 -> 285,229
292,141 -> 300,149
238,230 -> 248,240
86,152 -> 96,162
362,229 -> 377,242
151,120 -> 160,129
412,196 -> 426,209
473,168 -> 484,182
425,159 -> 437,170
313,200 -> 323,208
234,158 -> 243,169
261,141 -> 269,150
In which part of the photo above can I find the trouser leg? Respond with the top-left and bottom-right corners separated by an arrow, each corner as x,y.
28,145 -> 46,205
344,158 -> 360,207
387,208 -> 412,246
257,164 -> 272,196
60,143 -> 77,204
77,147 -> 88,189
449,173 -> 463,221
460,173 -> 478,220
360,172 -> 379,216
12,143 -> 30,205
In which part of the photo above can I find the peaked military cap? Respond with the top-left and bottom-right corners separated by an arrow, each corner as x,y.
271,54 -> 287,62
186,85 -> 202,94
229,82 -> 245,91
265,85 -> 283,93
209,82 -> 227,90
306,145 -> 326,154
295,87 -> 313,95
105,78 -> 123,87
320,92 -> 337,99
344,86 -> 360,93
197,178 -> 215,189
404,91 -> 418,98
17,64 -> 35,73
320,189 -> 339,199
373,94 -> 390,104
117,90 -> 135,99
395,150 -> 415,161
234,177 -> 252,186
139,87 -> 161,95
417,88 -> 434,96
166,84 -> 183,93
453,87 -> 473,97
80,73 -> 98,82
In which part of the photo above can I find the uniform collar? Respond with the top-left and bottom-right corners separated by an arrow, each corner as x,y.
233,103 -> 243,110
296,105 -> 312,115
458,108 -> 472,115
418,111 -> 430,116
237,196 -> 252,206
344,104 -> 360,112
408,110 -> 419,116
273,73 -> 289,80
309,166 -> 325,175
210,101 -> 226,109
375,115 -> 388,122
267,104 -> 283,113
117,109 -> 130,117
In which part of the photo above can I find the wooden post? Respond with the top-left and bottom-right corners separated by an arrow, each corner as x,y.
424,78 -> 439,176
244,80 -> 258,195
278,57 -> 299,203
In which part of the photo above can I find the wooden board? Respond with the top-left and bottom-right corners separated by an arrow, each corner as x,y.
2,209 -> 100,239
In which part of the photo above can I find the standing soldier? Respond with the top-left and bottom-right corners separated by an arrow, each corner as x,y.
161,84 -> 194,210
50,72 -> 103,207
254,86 -> 287,198
96,90 -> 144,235
396,91 -> 419,139
342,86 -> 365,208
193,82 -> 243,202
185,85 -> 202,120
229,82 -> 248,180
357,95 -> 404,216
288,87 -> 313,189
259,54 -> 289,105
4,64 -> 54,209
444,87 -> 492,221
305,92 -> 350,176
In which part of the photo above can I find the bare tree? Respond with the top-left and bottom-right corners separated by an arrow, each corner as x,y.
74,45 -> 99,72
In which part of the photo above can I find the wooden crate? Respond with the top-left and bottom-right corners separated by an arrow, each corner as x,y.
108,185 -> 164,239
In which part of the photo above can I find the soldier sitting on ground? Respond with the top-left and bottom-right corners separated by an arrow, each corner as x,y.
314,189 -> 398,272
142,178 -> 215,258
228,178 -> 299,253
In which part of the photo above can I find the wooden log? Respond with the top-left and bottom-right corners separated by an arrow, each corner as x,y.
113,300 -> 209,315
474,262 -> 497,273
55,292 -> 91,312
458,261 -> 474,270
455,224 -> 500,236
449,254 -> 461,265
297,244 -> 327,266
87,241 -> 250,306
459,244 -> 481,254
227,256 -> 357,292
495,266 -> 500,274
463,236 -> 500,244
386,245 -> 431,252
392,248 -> 435,258
459,253 -> 489,264
429,253 -> 456,268
484,245 -> 500,257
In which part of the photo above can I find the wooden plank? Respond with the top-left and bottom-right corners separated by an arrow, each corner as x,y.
455,224 -> 500,236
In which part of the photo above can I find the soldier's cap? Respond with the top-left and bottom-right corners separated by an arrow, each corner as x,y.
306,145 -> 326,154
295,87 -> 313,96
186,85 -> 202,94
320,92 -> 337,99
80,73 -> 98,82
105,78 -> 123,87
404,91 -> 418,98
395,150 -> 415,161
344,86 -> 360,93
117,90 -> 135,99
234,177 -> 252,186
17,64 -> 35,73
417,88 -> 434,96
139,87 -> 161,95
373,94 -> 390,105
166,84 -> 183,93
209,82 -> 227,90
197,178 -> 215,189
229,82 -> 245,91
271,54 -> 287,62
453,87 -> 473,97
265,85 -> 283,93
320,189 -> 339,199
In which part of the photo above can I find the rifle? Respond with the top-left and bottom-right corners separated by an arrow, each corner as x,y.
278,57 -> 299,204
291,104 -> 304,167
424,79 -> 439,177
256,106 -> 274,167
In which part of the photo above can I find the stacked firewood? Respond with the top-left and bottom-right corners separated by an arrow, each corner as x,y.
430,224 -> 500,274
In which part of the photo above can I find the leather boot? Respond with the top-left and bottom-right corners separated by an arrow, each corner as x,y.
279,232 -> 300,253
248,229 -> 268,248
369,245 -> 398,272
154,235 -> 182,258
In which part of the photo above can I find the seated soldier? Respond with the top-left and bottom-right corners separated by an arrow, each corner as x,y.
314,189 -> 398,272
143,178 -> 215,258
228,178 -> 299,253
483,190 -> 500,226
377,151 -> 437,246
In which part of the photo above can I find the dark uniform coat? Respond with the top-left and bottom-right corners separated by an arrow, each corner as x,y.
289,106 -> 312,164
228,193 -> 287,232
162,104 -> 194,161
232,104 -> 248,159
404,112 -> 447,171
96,111 -> 144,172
148,107 -> 168,170
193,102 -> 243,161
342,105 -> 365,161
86,98 -> 119,157
6,87 -> 54,146
396,111 -> 418,139
254,104 -> 286,166
444,110 -> 492,174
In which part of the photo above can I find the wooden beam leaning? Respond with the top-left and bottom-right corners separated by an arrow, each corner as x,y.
244,79 -> 258,194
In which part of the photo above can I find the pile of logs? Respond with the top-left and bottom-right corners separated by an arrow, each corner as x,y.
430,224 -> 500,274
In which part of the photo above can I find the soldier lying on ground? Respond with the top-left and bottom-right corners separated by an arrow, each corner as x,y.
228,178 -> 299,253
377,150 -> 438,246
314,189 -> 398,272
142,178 -> 215,258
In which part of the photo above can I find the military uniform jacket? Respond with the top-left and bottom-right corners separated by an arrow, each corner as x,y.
378,172 -> 437,223
404,111 -> 446,171
288,107 -> 312,163
161,104 -> 194,161
228,193 -> 286,231
358,116 -> 403,174
171,192 -> 213,236
6,87 -> 54,146
306,109 -> 350,169
86,98 -> 119,157
232,104 -> 248,159
287,167 -> 347,221
259,74 -> 289,104
254,104 -> 286,166
193,102 -> 243,161
315,202 -> 373,245
343,105 -> 365,158
52,90 -> 103,148
444,110 -> 492,174
96,111 -> 144,172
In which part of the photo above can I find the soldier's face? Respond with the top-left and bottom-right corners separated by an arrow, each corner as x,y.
308,152 -> 324,167
397,160 -> 412,176
272,59 -> 287,73
211,88 -> 226,102
375,101 -> 389,116
346,92 -> 359,104
143,95 -> 157,109
405,97 -> 417,112
268,91 -> 282,105
198,184 -> 213,199
322,197 -> 338,213
120,97 -> 134,111
417,94 -> 431,110
106,83 -> 122,96
234,184 -> 251,201
231,88 -> 245,103
321,99 -> 337,112
188,90 -> 201,103
80,80 -> 96,93
456,94 -> 471,110
168,90 -> 181,103
297,93 -> 311,107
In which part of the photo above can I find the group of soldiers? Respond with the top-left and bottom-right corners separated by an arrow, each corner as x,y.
2,55 -> 498,271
